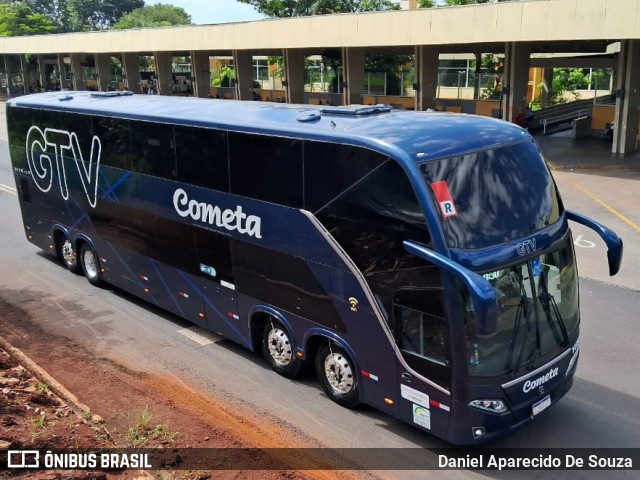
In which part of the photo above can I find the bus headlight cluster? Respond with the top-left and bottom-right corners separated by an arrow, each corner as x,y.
469,399 -> 507,414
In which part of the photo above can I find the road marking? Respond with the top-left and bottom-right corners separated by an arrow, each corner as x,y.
177,326 -> 222,346
0,183 -> 17,195
574,234 -> 596,248
570,181 -> 640,233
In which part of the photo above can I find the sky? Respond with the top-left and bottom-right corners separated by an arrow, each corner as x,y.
149,0 -> 267,25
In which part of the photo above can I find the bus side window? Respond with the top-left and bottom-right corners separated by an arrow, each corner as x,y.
93,117 -> 134,171
175,125 -> 229,192
303,143 -> 385,213
394,289 -> 449,366
131,121 -> 177,179
228,133 -> 303,208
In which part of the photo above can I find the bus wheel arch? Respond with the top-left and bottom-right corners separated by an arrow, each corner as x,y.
311,336 -> 360,409
252,309 -> 303,379
54,228 -> 80,274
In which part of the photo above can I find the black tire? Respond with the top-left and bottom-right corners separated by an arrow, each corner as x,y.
58,233 -> 81,274
80,243 -> 103,287
262,319 -> 303,379
315,341 -> 359,408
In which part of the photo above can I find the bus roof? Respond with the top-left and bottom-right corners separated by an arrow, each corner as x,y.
8,91 -> 529,163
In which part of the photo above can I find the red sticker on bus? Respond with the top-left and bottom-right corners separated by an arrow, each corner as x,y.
431,181 -> 458,218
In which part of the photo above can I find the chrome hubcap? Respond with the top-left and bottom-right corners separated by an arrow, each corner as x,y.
324,352 -> 354,395
83,249 -> 98,279
61,239 -> 76,268
267,327 -> 293,367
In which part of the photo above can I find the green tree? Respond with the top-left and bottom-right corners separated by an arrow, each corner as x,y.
67,0 -> 144,31
237,0 -> 398,18
418,0 -> 492,7
114,3 -> 191,29
24,0 -> 70,31
0,2 -> 57,36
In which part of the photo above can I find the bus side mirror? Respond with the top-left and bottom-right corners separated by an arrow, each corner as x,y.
566,210 -> 623,276
403,240 -> 498,336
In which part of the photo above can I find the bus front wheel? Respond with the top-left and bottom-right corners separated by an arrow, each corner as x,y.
262,319 -> 303,378
80,243 -> 103,287
315,342 -> 359,408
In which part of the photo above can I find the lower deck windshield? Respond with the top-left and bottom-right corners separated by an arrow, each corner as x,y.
462,235 -> 579,377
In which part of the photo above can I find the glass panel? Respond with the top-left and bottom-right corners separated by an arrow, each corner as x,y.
420,140 -> 562,249
462,235 -> 579,377
394,289 -> 448,366
316,160 -> 431,275
229,133 -> 303,208
131,122 -> 177,179
303,143 -> 384,213
175,125 -> 229,192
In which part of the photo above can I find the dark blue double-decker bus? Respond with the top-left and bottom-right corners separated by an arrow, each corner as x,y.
7,91 -> 622,444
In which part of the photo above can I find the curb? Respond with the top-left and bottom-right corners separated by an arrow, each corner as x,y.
0,335 -> 96,422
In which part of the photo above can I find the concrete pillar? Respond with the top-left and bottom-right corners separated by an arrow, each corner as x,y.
122,52 -> 141,92
541,68 -> 553,107
343,47 -> 365,105
415,45 -> 439,111
502,42 -> 531,122
69,54 -> 85,90
612,40 -> 640,155
191,50 -> 211,98
233,50 -> 253,101
154,52 -> 172,95
36,55 -> 46,92
57,54 -> 66,90
284,48 -> 305,104
95,53 -> 112,91
20,55 -> 29,95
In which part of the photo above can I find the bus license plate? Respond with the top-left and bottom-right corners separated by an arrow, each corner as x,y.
532,395 -> 551,417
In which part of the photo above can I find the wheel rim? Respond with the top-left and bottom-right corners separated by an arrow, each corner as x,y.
323,352 -> 355,395
266,326 -> 293,367
61,239 -> 76,268
83,249 -> 98,279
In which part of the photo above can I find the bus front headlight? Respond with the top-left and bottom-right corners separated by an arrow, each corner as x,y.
469,399 -> 508,414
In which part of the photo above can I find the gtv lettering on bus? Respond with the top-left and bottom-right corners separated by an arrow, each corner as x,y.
522,367 -> 558,393
173,188 -> 262,239
25,126 -> 101,208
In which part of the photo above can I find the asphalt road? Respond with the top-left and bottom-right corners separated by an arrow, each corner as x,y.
0,105 -> 638,479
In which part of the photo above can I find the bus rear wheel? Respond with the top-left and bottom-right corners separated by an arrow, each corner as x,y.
262,319 -> 303,378
80,243 -> 103,287
59,234 -> 81,274
315,342 -> 359,408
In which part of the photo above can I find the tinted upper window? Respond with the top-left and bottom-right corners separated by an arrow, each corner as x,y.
316,160 -> 431,275
304,143 -> 385,212
420,140 -> 562,249
93,116 -> 135,171
131,121 -> 177,179
229,133 -> 303,208
175,125 -> 229,192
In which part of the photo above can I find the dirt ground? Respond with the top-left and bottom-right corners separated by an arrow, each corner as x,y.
0,297 -> 366,480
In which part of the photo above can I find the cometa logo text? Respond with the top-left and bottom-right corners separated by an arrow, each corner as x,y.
173,188 -> 262,239
522,367 -> 559,393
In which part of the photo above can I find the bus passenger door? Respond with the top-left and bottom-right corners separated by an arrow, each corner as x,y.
393,288 -> 452,436
195,229 -> 242,343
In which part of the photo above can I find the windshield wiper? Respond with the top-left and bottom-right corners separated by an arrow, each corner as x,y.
538,265 -> 569,347
505,294 -> 533,375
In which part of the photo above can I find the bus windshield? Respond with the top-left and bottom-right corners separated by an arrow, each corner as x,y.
419,140 -> 562,250
461,235 -> 579,377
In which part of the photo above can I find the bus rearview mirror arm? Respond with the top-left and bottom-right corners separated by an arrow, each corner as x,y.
566,210 -> 623,276
403,240 -> 498,336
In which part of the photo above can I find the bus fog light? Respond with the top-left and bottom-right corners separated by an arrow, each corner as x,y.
469,399 -> 507,414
